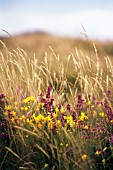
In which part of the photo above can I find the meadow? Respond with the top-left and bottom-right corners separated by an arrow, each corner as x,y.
0,33 -> 113,170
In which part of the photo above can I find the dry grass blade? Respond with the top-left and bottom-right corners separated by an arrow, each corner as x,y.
35,144 -> 50,159
18,162 -> 37,170
14,126 -> 40,138
19,167 -> 36,170
5,146 -> 20,159
2,29 -> 12,37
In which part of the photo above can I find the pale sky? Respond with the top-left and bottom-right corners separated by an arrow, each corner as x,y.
0,0 -> 113,40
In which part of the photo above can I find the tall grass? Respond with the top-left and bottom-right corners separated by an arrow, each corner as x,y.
0,40 -> 113,170
0,40 -> 113,99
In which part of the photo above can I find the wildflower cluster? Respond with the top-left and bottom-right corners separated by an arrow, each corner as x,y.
1,88 -> 113,169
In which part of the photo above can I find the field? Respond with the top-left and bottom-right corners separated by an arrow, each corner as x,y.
0,32 -> 113,170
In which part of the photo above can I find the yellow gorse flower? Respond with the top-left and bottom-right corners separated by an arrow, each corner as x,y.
84,125 -> 89,130
14,102 -> 18,107
11,118 -> 15,123
55,107 -> 59,113
111,120 -> 113,123
99,112 -> 105,117
79,112 -> 88,121
5,105 -> 12,110
44,163 -> 49,167
66,143 -> 69,147
21,106 -> 29,111
95,150 -> 101,155
87,101 -> 91,105
21,115 -> 26,120
93,110 -> 97,117
81,154 -> 87,161
102,159 -> 105,164
60,108 -> 65,113
56,120 -> 61,127
38,102 -> 44,109
23,96 -> 35,103
100,129 -> 103,134
12,111 -> 16,117
60,143 -> 63,146
31,113 -> 47,129
65,115 -> 75,127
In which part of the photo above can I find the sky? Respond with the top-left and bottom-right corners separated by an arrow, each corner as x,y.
0,0 -> 113,40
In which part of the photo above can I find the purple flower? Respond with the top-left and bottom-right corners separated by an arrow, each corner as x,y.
46,86 -> 52,98
1,132 -> 6,137
66,147 -> 72,153
66,104 -> 70,112
109,134 -> 113,144
0,123 -> 5,127
0,93 -> 5,99
1,99 -> 6,104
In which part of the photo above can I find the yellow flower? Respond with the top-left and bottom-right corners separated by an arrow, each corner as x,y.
95,150 -> 101,155
38,102 -> 44,109
26,118 -> 30,123
100,130 -> 103,134
60,143 -> 63,146
55,107 -> 59,113
93,111 -> 97,117
19,115 -> 26,122
47,115 -> 52,122
26,119 -> 33,127
106,117 -> 109,122
12,111 -> 16,117
23,97 -> 30,103
57,120 -> 61,126
34,106 -> 39,111
5,105 -> 12,110
87,101 -> 91,105
111,120 -> 113,123
21,107 -> 24,111
23,96 -> 35,103
9,96 -> 14,100
102,159 -> 105,164
48,121 -> 54,129
81,154 -> 87,161
24,107 -> 28,111
99,112 -> 105,117
66,144 -> 69,147
11,118 -> 15,123
21,106 -> 29,111
84,125 -> 89,130
44,163 -> 49,167
30,96 -> 35,102
37,123 -> 42,129
60,108 -> 65,113
14,102 -> 18,107
41,102 -> 44,107
65,116 -> 75,128
79,112 -> 88,121
64,116 -> 67,120
53,113 -> 58,118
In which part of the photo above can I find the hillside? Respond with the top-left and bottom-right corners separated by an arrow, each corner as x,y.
0,31 -> 113,57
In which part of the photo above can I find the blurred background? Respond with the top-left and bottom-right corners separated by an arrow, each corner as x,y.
0,0 -> 113,40
0,0 -> 113,62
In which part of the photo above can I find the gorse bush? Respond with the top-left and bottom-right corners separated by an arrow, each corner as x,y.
0,41 -> 113,169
